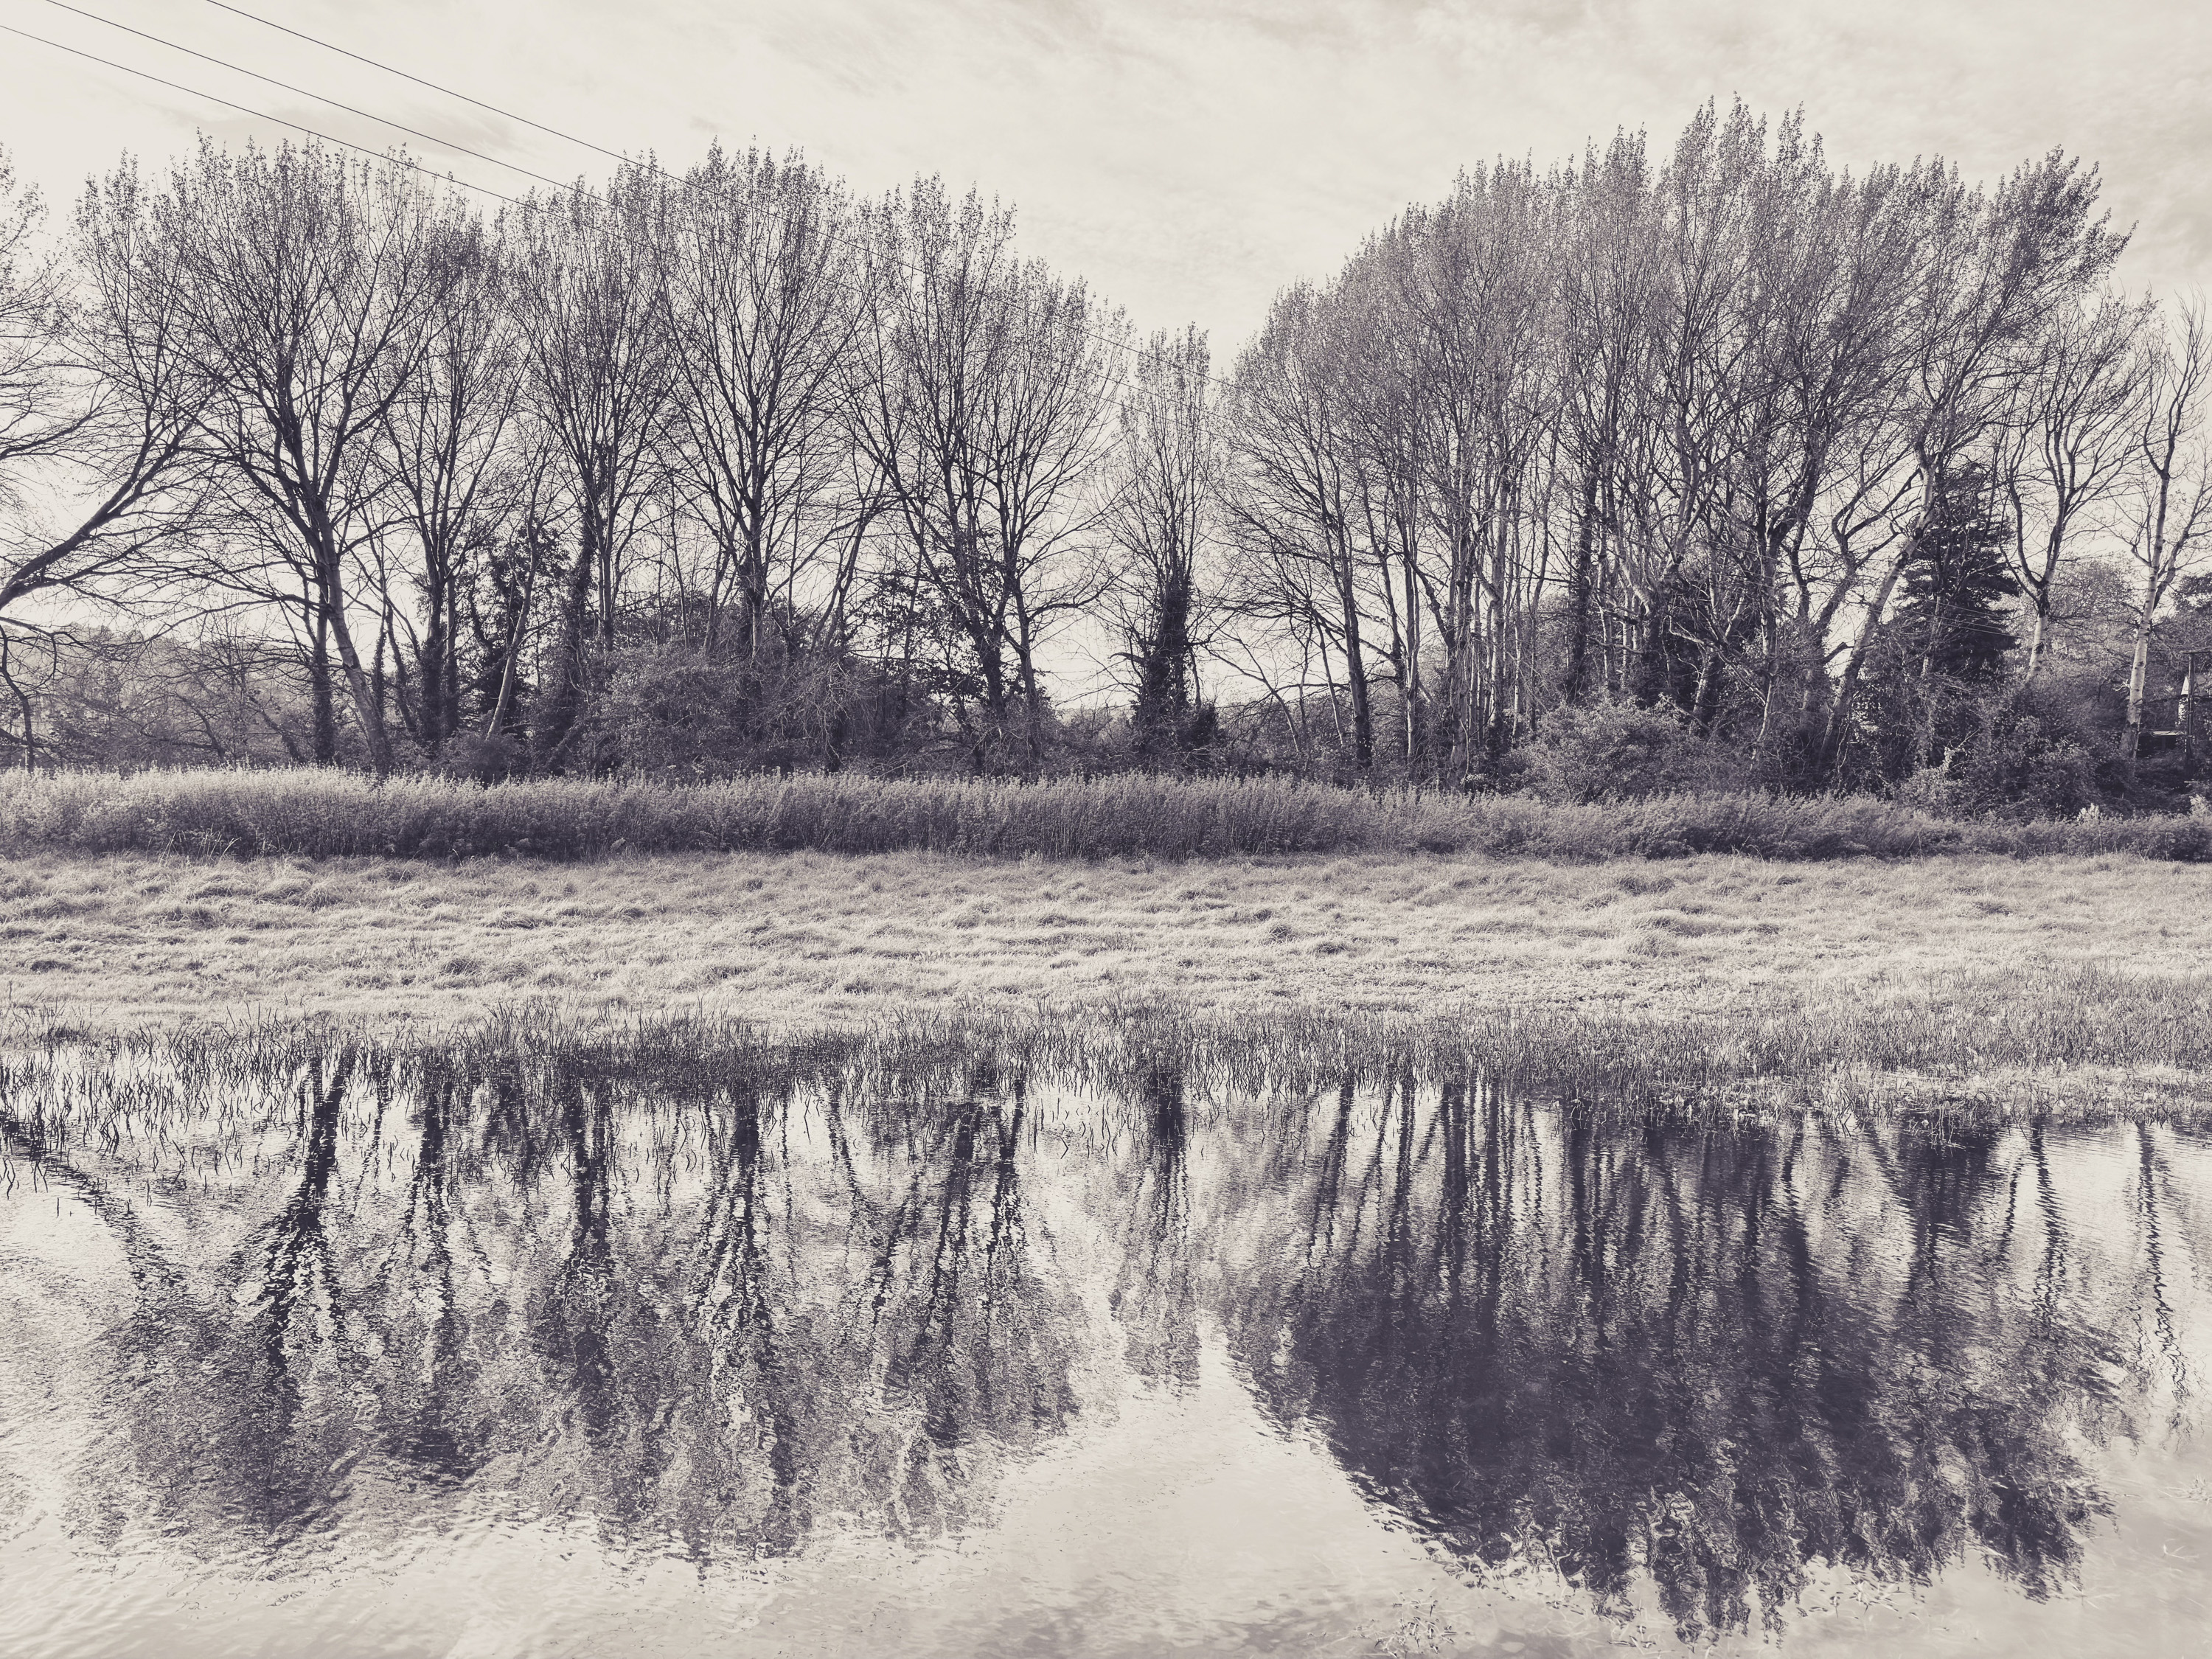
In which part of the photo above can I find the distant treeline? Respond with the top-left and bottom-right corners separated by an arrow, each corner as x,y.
0,102 -> 2206,814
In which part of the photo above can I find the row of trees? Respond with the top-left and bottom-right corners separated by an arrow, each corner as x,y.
0,138 -> 1137,776
1224,106 -> 2210,795
1,105 -> 2208,801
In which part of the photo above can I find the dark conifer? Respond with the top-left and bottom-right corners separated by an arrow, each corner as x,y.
1897,461 -> 2020,683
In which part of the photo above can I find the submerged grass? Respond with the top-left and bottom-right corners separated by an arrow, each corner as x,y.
4,766 -> 2209,863
4,974 -> 2208,1140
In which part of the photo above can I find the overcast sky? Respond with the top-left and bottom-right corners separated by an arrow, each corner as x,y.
4,0 -> 2208,352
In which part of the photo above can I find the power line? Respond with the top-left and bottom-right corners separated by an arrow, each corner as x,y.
0,18 -> 530,209
198,0 -> 1230,392
39,0 -> 580,197
12,1 -> 1225,398
205,0 -> 636,174
7,7 -> 886,341
7,5 -> 900,361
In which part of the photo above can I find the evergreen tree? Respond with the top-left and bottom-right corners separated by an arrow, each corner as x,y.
1896,462 -> 2020,682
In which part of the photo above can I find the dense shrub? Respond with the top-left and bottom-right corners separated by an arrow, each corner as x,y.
579,642 -> 926,777
1952,697 -> 2100,818
1890,687 -> 2104,821
1520,699 -> 1751,804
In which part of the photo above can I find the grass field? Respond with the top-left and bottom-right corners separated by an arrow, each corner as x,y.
8,767 -> 2208,1106
4,843 -> 2194,1022
4,847 -> 2209,1107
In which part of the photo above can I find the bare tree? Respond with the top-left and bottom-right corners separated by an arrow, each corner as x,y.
135,139 -> 453,775
2122,299 -> 2212,758
1818,151 -> 2125,776
1225,283 -> 1376,769
1743,155 -> 1932,764
984,257 -> 1126,764
1394,159 -> 1560,768
508,164 -> 675,763
1,150 -> 198,763
656,145 -> 863,659
1618,102 -> 1772,720
1334,246 -> 1433,766
375,198 -> 524,753
852,178 -> 1121,771
1555,131 -> 1661,712
1107,324 -> 1217,759
1997,293 -> 2149,677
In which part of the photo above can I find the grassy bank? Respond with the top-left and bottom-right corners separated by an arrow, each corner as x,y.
3,847 -> 2209,1110
4,766 -> 2211,863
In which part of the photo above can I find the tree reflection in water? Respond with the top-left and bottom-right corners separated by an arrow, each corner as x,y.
5,1038 -> 2197,1646
1110,1056 -> 1202,1394
106,1049 -> 365,1548
1218,1083 -> 2143,1641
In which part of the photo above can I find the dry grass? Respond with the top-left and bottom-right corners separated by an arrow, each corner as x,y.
3,846 -> 2206,1040
6,766 -> 2211,863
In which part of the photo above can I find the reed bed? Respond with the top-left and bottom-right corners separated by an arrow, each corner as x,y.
2,766 -> 2206,863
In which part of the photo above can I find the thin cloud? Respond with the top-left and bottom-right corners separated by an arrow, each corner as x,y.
1,0 -> 2202,340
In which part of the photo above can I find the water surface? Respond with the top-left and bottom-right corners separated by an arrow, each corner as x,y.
2,1041 -> 2207,1656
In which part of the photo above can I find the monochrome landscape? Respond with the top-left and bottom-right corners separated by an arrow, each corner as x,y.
2,1 -> 2211,1655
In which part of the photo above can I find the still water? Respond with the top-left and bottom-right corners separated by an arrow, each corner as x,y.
1,1040 -> 2208,1657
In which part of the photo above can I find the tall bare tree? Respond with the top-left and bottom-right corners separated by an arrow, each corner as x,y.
134,140 -> 452,774
656,145 -> 863,659
1998,293 -> 2149,677
1,150 -> 198,763
1818,151 -> 2125,775
852,178 -> 1121,771
1225,284 -> 1375,769
1394,159 -> 1560,767
375,199 -> 524,753
509,164 -> 675,762
2122,300 -> 2212,758
1107,324 -> 1217,759
1555,131 -> 1661,712
1333,246 -> 1433,765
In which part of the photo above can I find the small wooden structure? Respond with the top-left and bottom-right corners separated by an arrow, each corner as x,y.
2141,648 -> 2212,763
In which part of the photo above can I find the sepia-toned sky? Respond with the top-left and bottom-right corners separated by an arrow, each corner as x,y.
3,0 -> 2208,351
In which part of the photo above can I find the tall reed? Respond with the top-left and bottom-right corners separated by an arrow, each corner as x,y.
1,767 -> 2205,863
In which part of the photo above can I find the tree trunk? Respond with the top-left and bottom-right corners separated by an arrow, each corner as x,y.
1015,631 -> 1046,778
4,662 -> 33,772
1565,476 -> 1598,705
1400,544 -> 1422,767
1818,540 -> 1917,781
419,554 -> 456,752
1340,566 -> 1373,771
742,526 -> 769,661
2124,580 -> 2156,763
324,583 -> 397,777
595,496 -> 618,650
535,543 -> 600,765
309,600 -> 338,766
2022,602 -> 2051,681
